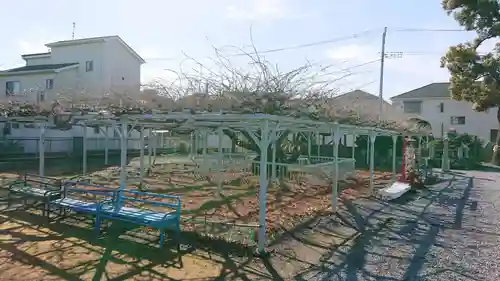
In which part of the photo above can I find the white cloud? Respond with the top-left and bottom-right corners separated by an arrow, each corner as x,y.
17,28 -> 66,55
323,43 -> 453,98
326,44 -> 378,63
17,40 -> 49,54
225,0 -> 309,21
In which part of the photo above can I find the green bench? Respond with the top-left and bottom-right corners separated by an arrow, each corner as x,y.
8,174 -> 63,216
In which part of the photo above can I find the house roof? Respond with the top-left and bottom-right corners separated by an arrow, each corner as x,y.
391,82 -> 450,99
21,52 -> 51,58
45,35 -> 146,64
333,90 -> 385,102
0,63 -> 79,74
331,90 -> 392,109
329,89 -> 410,122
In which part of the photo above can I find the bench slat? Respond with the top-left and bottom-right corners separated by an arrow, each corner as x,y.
10,185 -> 60,196
100,205 -> 177,224
51,198 -> 100,212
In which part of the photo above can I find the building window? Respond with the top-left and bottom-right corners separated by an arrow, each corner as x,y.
46,79 -> 54,89
450,116 -> 466,125
85,60 -> 94,72
439,102 -> 444,113
5,81 -> 21,96
94,126 -> 100,134
403,100 -> 422,114
11,123 -> 19,129
39,92 -> 45,102
491,129 -> 499,143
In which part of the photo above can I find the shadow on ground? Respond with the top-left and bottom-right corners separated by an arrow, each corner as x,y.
0,171 -> 491,281
285,173 -> 485,281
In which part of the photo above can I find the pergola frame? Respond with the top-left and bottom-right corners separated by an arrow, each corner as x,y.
0,112 -> 426,254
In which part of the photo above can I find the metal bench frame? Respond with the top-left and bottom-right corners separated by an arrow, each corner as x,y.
96,189 -> 181,248
8,173 -> 63,216
48,181 -> 117,224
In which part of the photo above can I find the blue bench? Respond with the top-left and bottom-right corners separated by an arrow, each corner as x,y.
49,181 -> 117,224
8,174 -> 63,216
96,189 -> 181,248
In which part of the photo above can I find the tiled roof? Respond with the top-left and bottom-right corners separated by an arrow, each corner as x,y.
391,83 -> 450,99
2,63 -> 79,73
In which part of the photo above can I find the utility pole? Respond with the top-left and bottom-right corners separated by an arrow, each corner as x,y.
72,22 -> 76,40
378,27 -> 388,120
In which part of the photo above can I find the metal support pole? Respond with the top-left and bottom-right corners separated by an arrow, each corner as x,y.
442,132 -> 450,172
104,127 -> 109,165
119,116 -> 128,192
271,134 -> 277,181
257,120 -> 270,255
369,132 -> 377,191
332,124 -> 340,211
417,136 -> 423,164
82,123 -> 87,175
217,127 -> 223,196
378,26 -> 388,120
307,132 -> 312,158
139,125 -> 145,184
316,132 -> 320,157
148,129 -> 152,166
38,124 -> 46,177
391,135 -> 398,181
366,137 -> 370,165
351,134 -> 356,159
153,132 -> 157,158
204,130 -> 208,155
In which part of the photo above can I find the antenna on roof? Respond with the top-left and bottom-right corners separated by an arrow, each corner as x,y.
72,22 -> 76,40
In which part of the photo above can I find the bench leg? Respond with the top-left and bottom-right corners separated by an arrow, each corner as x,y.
94,215 -> 101,236
43,198 -> 49,220
175,219 -> 181,250
7,190 -> 12,208
159,231 -> 165,249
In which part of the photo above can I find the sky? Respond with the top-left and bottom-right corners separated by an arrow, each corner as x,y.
0,0 -> 498,99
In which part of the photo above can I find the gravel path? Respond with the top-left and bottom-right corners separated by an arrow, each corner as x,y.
297,169 -> 500,281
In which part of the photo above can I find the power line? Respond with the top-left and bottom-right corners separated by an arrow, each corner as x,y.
143,28 -> 468,61
144,30 -> 377,61
380,51 -> 489,57
337,59 -> 381,71
390,28 -> 469,33
232,30 -> 375,56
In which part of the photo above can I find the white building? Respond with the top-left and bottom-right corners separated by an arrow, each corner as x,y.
0,35 -> 148,154
391,82 -> 498,143
0,35 -> 145,102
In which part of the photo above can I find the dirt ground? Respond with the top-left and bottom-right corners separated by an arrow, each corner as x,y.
0,161 -> 394,280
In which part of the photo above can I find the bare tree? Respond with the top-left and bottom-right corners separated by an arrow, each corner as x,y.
0,45 -> 427,135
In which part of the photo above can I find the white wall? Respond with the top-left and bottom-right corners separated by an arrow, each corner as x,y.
49,42 -> 109,94
105,39 -> 141,95
25,56 -> 52,66
1,70 -> 75,103
392,97 -> 498,142
0,123 -> 144,153
2,37 -> 142,103
0,69 -> 79,103
206,134 -> 233,149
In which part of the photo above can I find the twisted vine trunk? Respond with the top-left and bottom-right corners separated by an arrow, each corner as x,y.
491,107 -> 500,165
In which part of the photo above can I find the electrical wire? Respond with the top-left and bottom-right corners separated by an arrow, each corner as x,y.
232,30 -> 375,56
142,28 -> 470,61
144,30 -> 377,60
390,28 -> 469,33
382,51 -> 488,57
